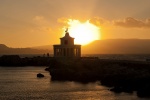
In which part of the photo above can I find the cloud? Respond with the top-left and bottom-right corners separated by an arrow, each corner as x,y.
57,17 -> 110,28
57,17 -> 150,30
33,16 -> 49,26
114,17 -> 150,28
57,17 -> 69,24
89,17 -> 109,26
32,16 -> 52,32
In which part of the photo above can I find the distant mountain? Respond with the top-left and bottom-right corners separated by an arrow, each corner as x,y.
32,45 -> 53,50
1,39 -> 150,55
82,39 -> 150,54
0,44 -> 51,55
31,39 -> 150,54
0,44 -> 8,49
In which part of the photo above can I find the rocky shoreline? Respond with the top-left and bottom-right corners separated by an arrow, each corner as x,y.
1,55 -> 150,98
48,58 -> 150,98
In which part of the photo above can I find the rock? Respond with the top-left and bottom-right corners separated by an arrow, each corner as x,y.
110,87 -> 122,93
45,67 -> 50,71
137,86 -> 150,98
37,73 -> 44,78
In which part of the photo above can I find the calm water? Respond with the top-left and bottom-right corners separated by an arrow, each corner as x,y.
0,66 -> 148,100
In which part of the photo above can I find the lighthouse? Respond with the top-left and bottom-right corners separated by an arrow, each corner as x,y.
53,29 -> 81,58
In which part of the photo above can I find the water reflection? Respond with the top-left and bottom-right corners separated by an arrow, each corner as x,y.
0,67 -> 146,100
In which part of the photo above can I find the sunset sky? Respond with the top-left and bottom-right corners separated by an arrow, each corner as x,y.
0,0 -> 150,47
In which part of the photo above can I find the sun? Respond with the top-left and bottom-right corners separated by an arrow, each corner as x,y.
64,19 -> 101,45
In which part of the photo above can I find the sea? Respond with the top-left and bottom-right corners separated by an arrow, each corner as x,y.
0,66 -> 149,100
0,54 -> 150,100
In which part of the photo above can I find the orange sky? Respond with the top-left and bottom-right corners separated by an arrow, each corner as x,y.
0,0 -> 150,47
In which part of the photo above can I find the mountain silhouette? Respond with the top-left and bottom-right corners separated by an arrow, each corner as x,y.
0,44 -> 51,54
82,39 -> 150,54
1,39 -> 150,54
31,39 -> 150,54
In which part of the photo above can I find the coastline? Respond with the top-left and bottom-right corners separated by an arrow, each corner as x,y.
1,55 -> 150,98
48,58 -> 150,98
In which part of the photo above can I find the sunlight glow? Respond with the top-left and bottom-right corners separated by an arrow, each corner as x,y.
65,19 -> 100,45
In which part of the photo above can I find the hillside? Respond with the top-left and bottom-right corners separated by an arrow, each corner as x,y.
82,39 -> 150,54
31,39 -> 150,54
1,39 -> 150,54
0,44 -> 51,54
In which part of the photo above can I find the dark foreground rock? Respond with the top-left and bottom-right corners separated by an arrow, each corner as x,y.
45,67 -> 50,71
137,85 -> 150,98
37,73 -> 44,78
49,58 -> 150,98
1,55 -> 150,98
